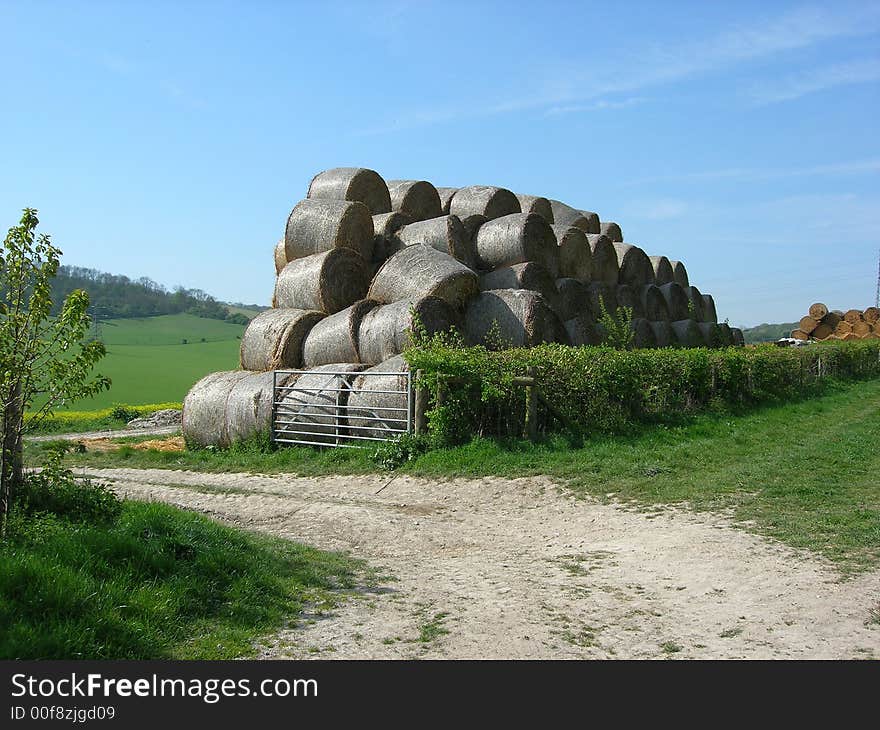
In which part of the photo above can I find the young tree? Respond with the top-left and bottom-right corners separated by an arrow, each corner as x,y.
0,209 -> 109,537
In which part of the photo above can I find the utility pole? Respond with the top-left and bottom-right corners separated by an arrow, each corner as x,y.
876,248 -> 879,308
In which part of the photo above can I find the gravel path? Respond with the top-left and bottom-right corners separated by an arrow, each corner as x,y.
29,426 -> 180,442
82,467 -> 880,660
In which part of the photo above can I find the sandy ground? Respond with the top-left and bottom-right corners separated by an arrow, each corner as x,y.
82,467 -> 880,660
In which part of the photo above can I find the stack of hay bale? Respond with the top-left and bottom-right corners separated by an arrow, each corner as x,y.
791,303 -> 880,342
184,167 -> 743,446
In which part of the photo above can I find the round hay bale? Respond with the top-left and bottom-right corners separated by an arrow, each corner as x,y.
553,225 -> 592,281
650,320 -> 674,348
658,282 -> 691,321
852,320 -> 871,336
631,318 -> 657,349
648,256 -> 674,285
368,244 -> 479,312
730,327 -> 745,347
450,185 -> 521,221
585,234 -> 619,285
564,315 -> 602,346
798,316 -> 820,334
616,284 -> 645,318
370,211 -> 412,263
686,286 -> 706,321
578,210 -> 601,234
436,187 -> 458,214
701,294 -> 718,324
864,306 -> 880,323
225,371 -> 276,445
274,248 -> 370,314
459,213 -> 487,247
841,332 -> 860,341
836,320 -> 853,335
586,282 -> 619,319
697,322 -> 721,347
357,296 -> 458,365
274,238 -> 287,275
812,323 -> 833,340
307,167 -> 391,215
599,221 -> 623,242
669,260 -> 689,288
275,363 -> 366,445
393,215 -> 477,269
386,179 -> 442,221
464,289 -> 565,348
285,198 -> 374,262
240,308 -> 326,371
479,262 -> 561,314
809,302 -> 829,320
515,194 -> 554,222
640,284 -> 670,321
302,299 -> 379,367
613,243 -> 654,288
717,323 -> 734,346
183,371 -> 252,448
670,319 -> 703,348
347,355 -> 411,440
548,200 -> 598,233
556,278 -> 591,322
821,310 -> 842,330
844,309 -> 864,323
475,213 -> 560,277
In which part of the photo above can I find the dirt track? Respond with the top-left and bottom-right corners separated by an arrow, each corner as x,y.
83,467 -> 880,660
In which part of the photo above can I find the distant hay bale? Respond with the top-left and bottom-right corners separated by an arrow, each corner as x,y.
809,302 -> 829,320
836,321 -> 853,335
586,282 -> 618,319
812,323 -> 833,340
564,315 -> 602,346
599,221 -> 623,242
347,355 -> 411,440
285,198 -> 374,262
386,179 -> 442,221
686,286 -> 706,321
464,289 -> 564,348
357,296 -> 458,365
821,310 -> 842,329
240,309 -> 326,371
840,332 -> 860,341
556,278 -> 591,321
798,316 -> 819,334
436,187 -> 458,214
612,243 -> 654,288
515,194 -> 554,222
393,215 -> 477,269
475,213 -> 560,277
479,262 -> 561,314
274,248 -> 370,314
225,371 -> 276,445
640,285 -> 670,321
548,200 -> 599,233
657,282 -> 691,321
371,211 -> 413,263
183,371 -> 251,447
649,320 -> 674,348
852,320 -> 871,336
844,309 -> 864,323
864,307 -> 880,323
730,327 -> 745,347
276,363 -> 366,445
368,244 -> 479,311
553,225 -> 592,281
790,329 -> 809,341
630,318 -> 657,349
669,260 -> 689,288
648,256 -> 674,285
274,238 -> 287,274
697,322 -> 720,347
701,294 -> 718,324
718,323 -> 734,346
307,167 -> 391,215
585,234 -> 619,285
302,299 -> 379,367
616,284 -> 645,318
450,185 -> 521,221
670,318 -> 703,348
577,210 -> 601,234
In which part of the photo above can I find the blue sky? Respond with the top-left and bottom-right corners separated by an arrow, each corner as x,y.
1,1 -> 878,327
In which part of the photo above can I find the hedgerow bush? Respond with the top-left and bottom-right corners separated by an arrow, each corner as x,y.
404,338 -> 880,444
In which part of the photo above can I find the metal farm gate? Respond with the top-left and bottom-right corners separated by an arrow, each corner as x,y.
272,368 -> 413,448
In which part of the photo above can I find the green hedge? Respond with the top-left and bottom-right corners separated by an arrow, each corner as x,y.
404,339 -> 880,442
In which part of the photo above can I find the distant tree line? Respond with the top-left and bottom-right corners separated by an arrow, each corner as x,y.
51,266 -> 251,325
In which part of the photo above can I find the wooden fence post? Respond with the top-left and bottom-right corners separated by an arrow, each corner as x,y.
524,366 -> 538,441
414,369 -> 427,435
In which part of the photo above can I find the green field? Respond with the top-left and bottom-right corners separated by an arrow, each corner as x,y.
65,314 -> 244,409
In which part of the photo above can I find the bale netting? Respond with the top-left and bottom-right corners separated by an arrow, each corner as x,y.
275,363 -> 367,445
183,371 -> 252,448
686,286 -> 706,321
307,167 -> 391,215
464,289 -> 565,348
371,211 -> 412,263
450,185 -> 521,221
436,187 -> 458,214
630,317 -> 657,349
392,215 -> 477,269
515,194 -> 554,222
553,225 -> 592,281
556,277 -> 591,321
640,284 -> 670,321
475,213 -> 560,277
368,244 -> 479,311
548,200 -> 599,233
564,314 -> 602,346
670,318 -> 703,348
586,282 -> 619,318
274,238 -> 287,275
616,284 -> 645,318
302,299 -> 379,368
600,221 -> 623,242
649,320 -> 674,348
347,355 -> 411,441
670,260 -> 689,288
386,179 -> 442,221
479,262 -> 561,314
357,296 -> 458,365
648,255 -> 674,286
240,308 -> 326,371
585,234 -> 619,286
658,282 -> 691,321
613,243 -> 654,288
275,248 -> 370,314
697,322 -> 720,347
285,198 -> 374,262
701,294 -> 718,324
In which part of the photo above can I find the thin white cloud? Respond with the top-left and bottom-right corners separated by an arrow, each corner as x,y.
544,97 -> 646,117
748,57 -> 880,104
